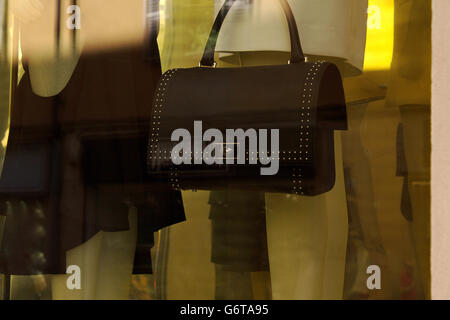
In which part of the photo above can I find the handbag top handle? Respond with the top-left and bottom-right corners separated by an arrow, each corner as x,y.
200,0 -> 305,67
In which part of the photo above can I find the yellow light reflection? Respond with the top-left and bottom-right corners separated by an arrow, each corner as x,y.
363,0 -> 394,71
157,0 -> 166,52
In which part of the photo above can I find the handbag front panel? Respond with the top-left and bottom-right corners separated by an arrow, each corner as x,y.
147,61 -> 346,195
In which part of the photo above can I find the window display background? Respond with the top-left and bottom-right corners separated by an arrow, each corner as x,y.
0,0 -> 433,300
157,0 -> 430,300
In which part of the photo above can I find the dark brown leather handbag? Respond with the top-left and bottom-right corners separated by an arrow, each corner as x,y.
147,0 -> 347,196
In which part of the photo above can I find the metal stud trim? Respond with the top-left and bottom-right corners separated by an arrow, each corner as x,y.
148,69 -> 178,163
292,60 -> 326,194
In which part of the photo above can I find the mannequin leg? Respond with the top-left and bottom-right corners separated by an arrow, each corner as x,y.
94,207 -> 138,299
165,190 -> 215,299
341,103 -> 388,298
266,194 -> 327,300
341,104 -> 384,253
51,232 -> 103,300
51,207 -> 138,300
266,132 -> 348,300
320,133 -> 349,299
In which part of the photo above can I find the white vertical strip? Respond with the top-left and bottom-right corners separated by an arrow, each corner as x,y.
432,0 -> 450,300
